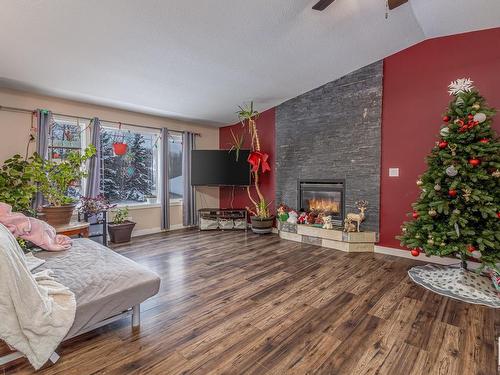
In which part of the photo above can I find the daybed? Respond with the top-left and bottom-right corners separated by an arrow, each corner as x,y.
0,238 -> 161,368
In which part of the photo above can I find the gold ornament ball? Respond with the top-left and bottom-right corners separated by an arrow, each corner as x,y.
428,209 -> 437,217
416,179 -> 423,186
415,234 -> 421,239
472,103 -> 480,110
434,184 -> 441,191
427,239 -> 434,245
452,209 -> 461,215
440,242 -> 446,247
493,169 -> 500,178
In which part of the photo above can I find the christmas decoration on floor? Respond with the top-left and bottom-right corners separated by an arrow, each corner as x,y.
399,78 -> 500,286
408,264 -> 500,308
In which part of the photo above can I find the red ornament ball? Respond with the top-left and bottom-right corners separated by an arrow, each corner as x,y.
497,212 -> 500,219
412,211 -> 419,219
438,141 -> 448,149
467,244 -> 476,253
467,114 -> 474,120
469,158 -> 481,167
443,115 -> 450,122
448,189 -> 457,198
479,138 -> 489,144
411,249 -> 420,257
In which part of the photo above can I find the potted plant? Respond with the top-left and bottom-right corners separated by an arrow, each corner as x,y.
0,154 -> 37,216
108,206 -> 136,243
79,194 -> 115,224
31,145 -> 96,226
144,194 -> 157,204
233,102 -> 274,234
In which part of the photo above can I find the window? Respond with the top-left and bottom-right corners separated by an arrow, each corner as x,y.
169,133 -> 183,203
49,116 -> 88,199
101,125 -> 160,205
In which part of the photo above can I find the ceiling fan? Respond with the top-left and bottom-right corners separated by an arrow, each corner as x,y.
312,0 -> 408,11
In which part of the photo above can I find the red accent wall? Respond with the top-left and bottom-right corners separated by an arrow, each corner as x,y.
380,27 -> 500,249
219,108 -> 276,214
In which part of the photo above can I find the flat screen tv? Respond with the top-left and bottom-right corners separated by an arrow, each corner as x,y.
191,150 -> 251,186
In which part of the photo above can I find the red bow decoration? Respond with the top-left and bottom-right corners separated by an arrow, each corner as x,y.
247,151 -> 271,173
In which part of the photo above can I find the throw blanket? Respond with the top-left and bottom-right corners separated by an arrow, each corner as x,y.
0,202 -> 72,251
0,223 -> 75,369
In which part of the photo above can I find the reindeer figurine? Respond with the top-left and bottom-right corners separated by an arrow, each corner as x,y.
344,200 -> 368,232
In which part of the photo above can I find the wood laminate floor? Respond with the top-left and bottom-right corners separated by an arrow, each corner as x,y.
4,230 -> 499,374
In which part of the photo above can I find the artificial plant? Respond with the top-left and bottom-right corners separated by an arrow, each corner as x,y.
235,102 -> 272,219
31,145 -> 96,206
399,78 -> 500,271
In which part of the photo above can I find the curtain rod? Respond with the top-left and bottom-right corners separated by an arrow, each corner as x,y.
0,105 -> 201,136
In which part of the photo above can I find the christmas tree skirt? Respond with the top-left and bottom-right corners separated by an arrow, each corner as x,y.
408,264 -> 500,308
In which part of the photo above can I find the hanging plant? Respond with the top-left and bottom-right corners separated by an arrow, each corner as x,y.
112,123 -> 128,155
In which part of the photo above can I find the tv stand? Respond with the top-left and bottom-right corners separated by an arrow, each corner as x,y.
198,208 -> 248,231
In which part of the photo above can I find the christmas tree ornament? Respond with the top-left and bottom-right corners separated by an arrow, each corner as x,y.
497,212 -> 500,219
448,189 -> 457,198
479,138 -> 490,144
447,143 -> 457,156
410,249 -> 420,257
467,114 -> 474,120
428,209 -> 437,217
492,169 -> 500,178
442,115 -> 450,122
412,211 -> 419,219
468,158 -> 481,167
467,244 -> 476,253
472,103 -> 480,110
445,165 -> 458,177
438,141 -> 448,149
448,78 -> 474,95
416,179 -> 423,186
464,189 -> 471,202
440,242 -> 446,247
427,239 -> 434,245
452,209 -> 461,215
439,127 -> 450,137
434,184 -> 441,191
473,112 -> 487,123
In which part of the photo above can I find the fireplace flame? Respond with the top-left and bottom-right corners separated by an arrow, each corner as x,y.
307,198 -> 340,213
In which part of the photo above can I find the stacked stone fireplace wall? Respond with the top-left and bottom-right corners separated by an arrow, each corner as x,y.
276,61 -> 383,231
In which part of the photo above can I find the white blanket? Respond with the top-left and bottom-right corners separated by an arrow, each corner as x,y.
0,223 -> 75,369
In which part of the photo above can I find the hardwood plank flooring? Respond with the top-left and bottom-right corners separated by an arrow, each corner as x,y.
3,230 -> 499,374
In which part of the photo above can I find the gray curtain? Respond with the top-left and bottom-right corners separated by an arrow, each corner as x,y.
182,131 -> 197,226
160,128 -> 170,230
85,117 -> 102,198
33,109 -> 52,209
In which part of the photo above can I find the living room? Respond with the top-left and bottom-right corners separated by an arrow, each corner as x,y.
0,1 -> 499,374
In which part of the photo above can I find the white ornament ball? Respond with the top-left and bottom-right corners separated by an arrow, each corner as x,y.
440,127 -> 450,137
434,184 -> 441,191
473,112 -> 486,123
446,165 -> 458,177
416,179 -> 423,186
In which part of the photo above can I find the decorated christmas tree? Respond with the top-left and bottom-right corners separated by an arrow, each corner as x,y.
400,78 -> 500,271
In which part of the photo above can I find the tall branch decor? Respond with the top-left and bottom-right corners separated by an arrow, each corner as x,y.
235,102 -> 272,219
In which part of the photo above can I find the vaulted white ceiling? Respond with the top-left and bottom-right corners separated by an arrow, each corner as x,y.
1,0 -> 499,125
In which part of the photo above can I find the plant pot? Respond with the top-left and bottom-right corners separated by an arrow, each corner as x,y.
41,204 -> 76,226
250,216 -> 275,234
108,220 -> 136,243
112,143 -> 128,156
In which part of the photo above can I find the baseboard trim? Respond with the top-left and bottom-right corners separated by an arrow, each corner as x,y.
132,224 -> 186,237
374,245 -> 480,269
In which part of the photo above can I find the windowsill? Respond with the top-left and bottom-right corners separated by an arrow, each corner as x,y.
115,200 -> 183,210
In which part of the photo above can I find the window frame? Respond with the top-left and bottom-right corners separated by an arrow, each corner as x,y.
100,123 -> 162,207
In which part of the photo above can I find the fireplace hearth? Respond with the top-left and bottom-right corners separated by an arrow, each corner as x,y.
298,179 -> 345,226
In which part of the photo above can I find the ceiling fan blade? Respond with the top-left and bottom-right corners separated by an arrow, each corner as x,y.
312,0 -> 336,11
387,0 -> 408,10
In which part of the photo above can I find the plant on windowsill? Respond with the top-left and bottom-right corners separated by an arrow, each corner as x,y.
31,145 -> 96,226
107,206 -> 136,243
0,154 -> 37,216
234,102 -> 274,234
79,194 -> 116,224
